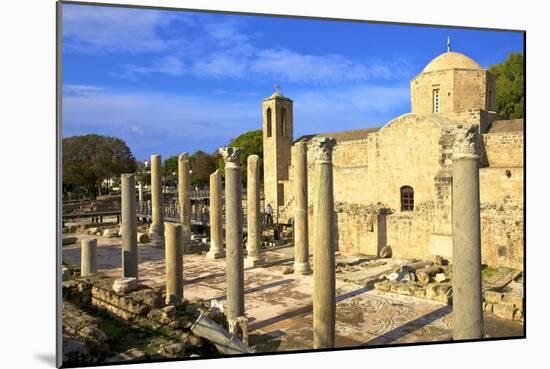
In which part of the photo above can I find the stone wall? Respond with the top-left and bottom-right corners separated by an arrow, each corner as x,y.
481,131 -> 523,168
276,112 -> 523,270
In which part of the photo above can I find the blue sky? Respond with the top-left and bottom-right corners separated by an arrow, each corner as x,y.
61,3 -> 524,161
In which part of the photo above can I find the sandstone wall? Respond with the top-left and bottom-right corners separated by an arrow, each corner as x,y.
479,167 -> 524,270
481,131 -> 523,168
277,113 -> 523,270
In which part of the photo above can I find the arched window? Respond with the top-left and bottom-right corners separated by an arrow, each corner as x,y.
281,107 -> 287,137
400,186 -> 414,211
266,107 -> 272,137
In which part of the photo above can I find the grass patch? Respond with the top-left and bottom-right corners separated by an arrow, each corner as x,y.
481,266 -> 500,279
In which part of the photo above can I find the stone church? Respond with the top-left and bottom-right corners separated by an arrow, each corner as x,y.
261,50 -> 524,270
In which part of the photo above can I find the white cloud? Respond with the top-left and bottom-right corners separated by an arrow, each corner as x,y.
63,84 -> 104,97
62,4 -> 179,54
111,56 -> 186,81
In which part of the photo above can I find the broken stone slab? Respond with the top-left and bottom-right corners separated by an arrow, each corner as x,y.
112,277 -> 137,294
191,311 -> 253,355
434,273 -> 447,283
102,228 -> 119,238
63,236 -> 78,246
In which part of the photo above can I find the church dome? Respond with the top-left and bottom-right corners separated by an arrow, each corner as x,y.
422,51 -> 482,73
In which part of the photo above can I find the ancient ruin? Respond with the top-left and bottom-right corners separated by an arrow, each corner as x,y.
61,47 -> 524,366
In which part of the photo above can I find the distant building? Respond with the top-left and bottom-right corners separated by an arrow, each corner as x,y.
262,50 -> 523,270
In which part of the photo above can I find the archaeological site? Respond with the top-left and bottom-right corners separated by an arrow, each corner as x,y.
58,4 -> 525,367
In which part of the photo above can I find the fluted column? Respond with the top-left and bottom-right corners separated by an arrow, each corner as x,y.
121,173 -> 138,279
207,169 -> 224,259
293,142 -> 311,274
312,137 -> 337,349
165,222 -> 183,305
149,154 -> 164,248
220,147 -> 245,320
452,124 -> 483,340
178,153 -> 192,252
81,238 -> 97,277
245,155 -> 265,267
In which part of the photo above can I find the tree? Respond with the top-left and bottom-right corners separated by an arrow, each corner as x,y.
164,151 -> 218,189
62,134 -> 137,198
218,129 -> 263,184
489,52 -> 524,120
190,150 -> 218,188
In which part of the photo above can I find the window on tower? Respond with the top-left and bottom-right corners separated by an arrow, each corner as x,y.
433,89 -> 440,113
281,107 -> 287,137
266,107 -> 272,137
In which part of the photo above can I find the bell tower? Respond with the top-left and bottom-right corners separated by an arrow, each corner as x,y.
262,86 -> 293,215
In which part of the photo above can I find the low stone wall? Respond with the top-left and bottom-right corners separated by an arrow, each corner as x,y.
483,290 -> 524,322
374,280 -> 452,304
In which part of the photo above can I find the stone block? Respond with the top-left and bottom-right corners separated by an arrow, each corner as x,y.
112,278 -> 137,294
413,287 -> 426,299
493,302 -> 516,320
483,302 -> 493,312
484,290 -> 503,304
397,284 -> 412,296
62,236 -> 78,246
425,283 -> 440,300
502,293 -> 523,309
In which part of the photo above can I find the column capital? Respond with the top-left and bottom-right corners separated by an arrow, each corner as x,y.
219,146 -> 242,168
452,124 -> 479,160
311,137 -> 336,162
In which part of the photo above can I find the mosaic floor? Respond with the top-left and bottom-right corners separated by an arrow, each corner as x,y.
62,231 -> 524,352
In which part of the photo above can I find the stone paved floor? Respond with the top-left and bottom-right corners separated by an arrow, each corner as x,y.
62,232 -> 524,352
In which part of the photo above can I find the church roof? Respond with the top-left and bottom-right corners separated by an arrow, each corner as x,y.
294,127 -> 381,143
423,51 -> 483,73
488,119 -> 524,134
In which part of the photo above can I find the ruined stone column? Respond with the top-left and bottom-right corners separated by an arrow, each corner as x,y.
220,147 -> 245,320
245,155 -> 265,267
452,124 -> 483,340
138,182 -> 143,203
149,154 -> 164,248
121,173 -> 138,279
293,142 -> 311,274
207,169 -> 224,259
81,238 -> 97,277
312,137 -> 337,349
165,222 -> 183,305
178,153 -> 192,252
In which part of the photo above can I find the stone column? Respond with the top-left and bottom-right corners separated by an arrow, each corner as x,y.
165,222 -> 183,305
178,153 -> 192,252
452,124 -> 483,340
81,238 -> 97,277
245,155 -> 265,267
220,147 -> 245,320
312,137 -> 337,349
207,169 -> 225,259
149,154 -> 164,248
138,182 -> 143,203
293,142 -> 311,274
121,173 -> 138,279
